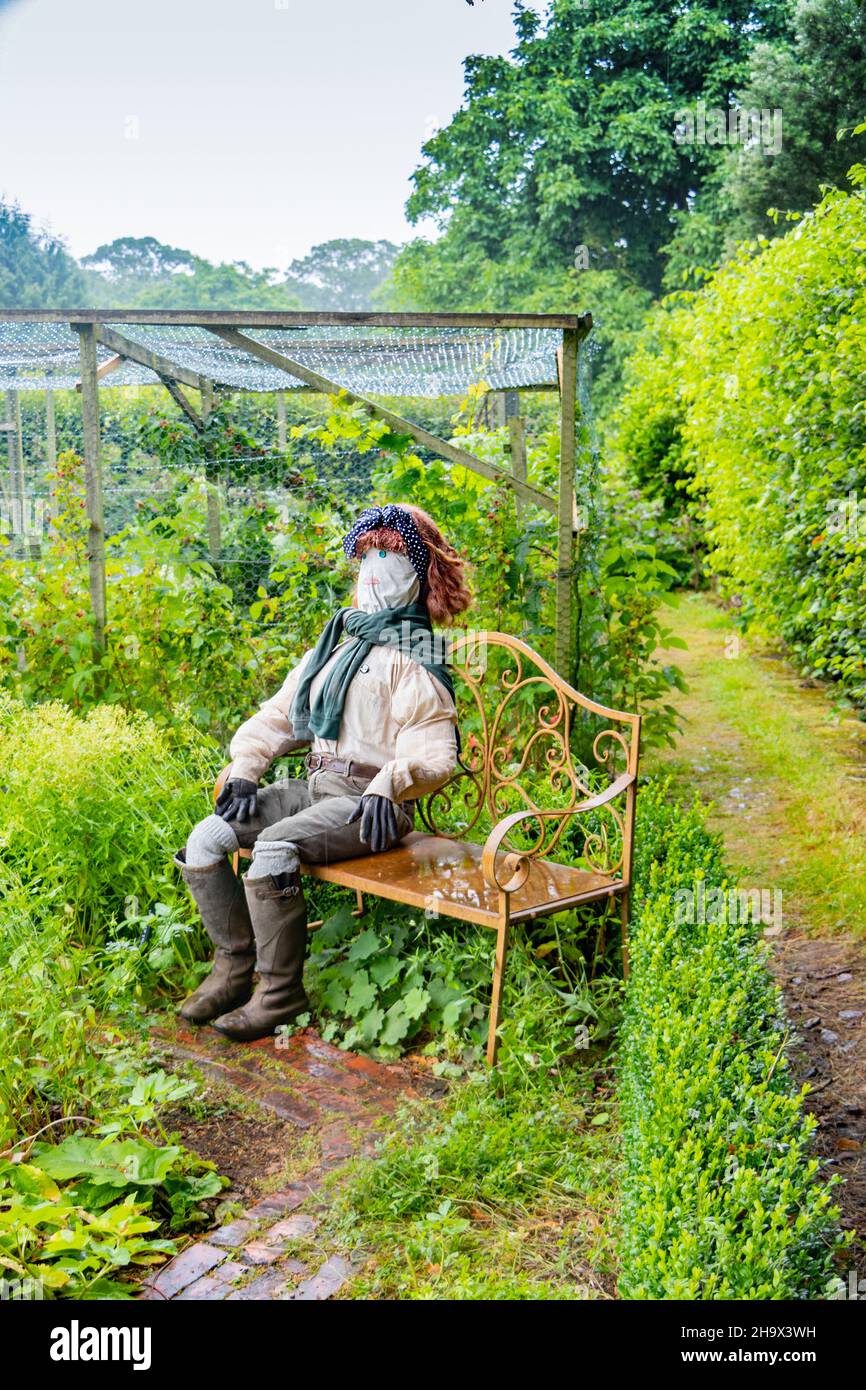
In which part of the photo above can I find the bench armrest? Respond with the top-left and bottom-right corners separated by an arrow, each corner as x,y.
481,771 -> 636,894
213,764 -> 233,804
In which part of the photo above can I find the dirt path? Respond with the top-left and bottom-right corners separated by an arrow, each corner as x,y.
650,592 -> 866,1262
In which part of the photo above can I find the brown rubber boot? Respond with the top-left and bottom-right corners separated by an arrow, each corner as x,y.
211,871 -> 309,1042
175,851 -> 256,1025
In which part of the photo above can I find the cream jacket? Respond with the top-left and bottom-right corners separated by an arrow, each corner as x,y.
228,642 -> 459,804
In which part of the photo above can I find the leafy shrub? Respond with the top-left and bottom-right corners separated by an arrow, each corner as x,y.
0,694 -> 216,938
0,868 -> 225,1298
613,175 -> 866,708
619,780 -> 845,1299
298,891 -> 621,1076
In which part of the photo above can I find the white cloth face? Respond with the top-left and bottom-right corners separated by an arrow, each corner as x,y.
355,547 -> 420,613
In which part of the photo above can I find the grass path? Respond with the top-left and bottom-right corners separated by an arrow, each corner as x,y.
649,592 -> 866,1255
648,591 -> 866,937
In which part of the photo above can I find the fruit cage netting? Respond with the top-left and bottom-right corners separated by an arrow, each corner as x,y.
0,315 -> 595,705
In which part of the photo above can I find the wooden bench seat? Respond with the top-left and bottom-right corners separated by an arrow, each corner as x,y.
220,631 -> 641,1065
304,830 -> 623,929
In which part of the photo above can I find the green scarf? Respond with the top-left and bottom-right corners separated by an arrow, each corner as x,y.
291,602 -> 458,745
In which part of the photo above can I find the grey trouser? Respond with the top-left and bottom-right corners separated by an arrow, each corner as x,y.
230,768 -> 413,865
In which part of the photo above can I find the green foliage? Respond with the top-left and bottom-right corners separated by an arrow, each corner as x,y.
300,895 -> 620,1073
619,779 -> 845,1299
0,1161 -> 175,1300
0,694 -> 215,938
324,1056 -> 619,1300
396,0 -> 791,300
579,530 -> 688,749
0,200 -> 86,305
725,0 -> 866,236
78,234 -> 399,311
80,235 -> 302,310
613,179 -> 866,708
0,1121 -> 223,1299
0,870 -> 224,1298
283,238 -> 400,310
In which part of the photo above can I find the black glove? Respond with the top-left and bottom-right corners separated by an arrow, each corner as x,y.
346,795 -> 398,853
215,777 -> 258,823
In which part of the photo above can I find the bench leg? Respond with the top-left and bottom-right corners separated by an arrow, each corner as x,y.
486,920 -> 511,1067
620,891 -> 630,981
590,901 -> 610,981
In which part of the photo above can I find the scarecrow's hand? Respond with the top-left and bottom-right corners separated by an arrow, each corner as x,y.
347,795 -> 399,853
215,778 -> 259,823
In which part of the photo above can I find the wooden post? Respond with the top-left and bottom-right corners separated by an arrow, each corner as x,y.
276,390 -> 287,451
5,389 -> 24,501
4,392 -> 16,520
45,388 -> 57,469
77,325 -> 107,652
200,379 -> 221,563
556,328 -> 579,679
12,390 -> 25,502
505,391 -> 527,518
4,390 -> 25,548
44,388 -> 57,526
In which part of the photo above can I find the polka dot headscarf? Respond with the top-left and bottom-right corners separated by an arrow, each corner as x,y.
342,504 -> 430,586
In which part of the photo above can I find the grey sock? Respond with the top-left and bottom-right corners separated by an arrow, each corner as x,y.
186,813 -> 240,867
247,839 -> 300,881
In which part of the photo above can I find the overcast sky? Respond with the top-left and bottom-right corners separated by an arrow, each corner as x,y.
0,0 -> 539,269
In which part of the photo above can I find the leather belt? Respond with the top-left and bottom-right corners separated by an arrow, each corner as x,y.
305,752 -> 382,781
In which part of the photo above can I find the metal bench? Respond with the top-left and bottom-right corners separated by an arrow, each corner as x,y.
217,632 -> 640,1065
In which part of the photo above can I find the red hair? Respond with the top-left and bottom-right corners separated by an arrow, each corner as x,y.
353,505 -> 472,625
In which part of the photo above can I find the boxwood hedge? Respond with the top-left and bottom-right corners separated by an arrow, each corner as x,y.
618,781 -> 845,1299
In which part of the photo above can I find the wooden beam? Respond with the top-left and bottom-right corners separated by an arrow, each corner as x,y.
81,322 -> 206,392
555,328 -> 579,678
75,353 -> 124,392
5,309 -> 594,332
160,376 -> 203,430
208,327 -> 558,515
76,326 -> 107,653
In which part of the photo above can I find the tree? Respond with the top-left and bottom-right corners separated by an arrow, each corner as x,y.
396,0 -> 792,302
79,235 -> 302,309
725,0 -> 866,235
0,200 -> 86,305
282,239 -> 401,310
81,236 -> 196,283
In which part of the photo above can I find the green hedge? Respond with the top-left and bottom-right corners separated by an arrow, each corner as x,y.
612,175 -> 866,707
618,781 -> 844,1299
0,695 -> 216,938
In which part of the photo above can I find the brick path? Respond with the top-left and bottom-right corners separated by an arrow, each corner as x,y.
141,1024 -> 425,1301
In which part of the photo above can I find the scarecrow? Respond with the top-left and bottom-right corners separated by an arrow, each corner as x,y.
176,503 -> 471,1041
